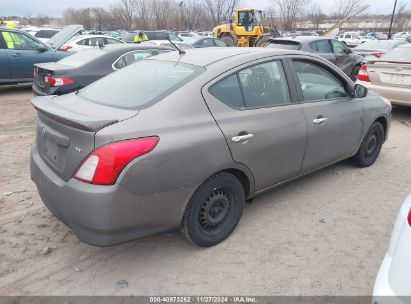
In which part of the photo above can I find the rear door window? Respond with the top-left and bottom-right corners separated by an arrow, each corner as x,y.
209,60 -> 291,109
202,39 -> 214,47
314,40 -> 332,53
292,60 -> 348,101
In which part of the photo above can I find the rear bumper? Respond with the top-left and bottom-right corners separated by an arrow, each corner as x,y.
357,80 -> 411,106
30,143 -> 191,246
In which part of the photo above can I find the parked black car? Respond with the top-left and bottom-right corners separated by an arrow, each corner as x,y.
32,44 -> 173,96
266,36 -> 363,80
188,37 -> 230,48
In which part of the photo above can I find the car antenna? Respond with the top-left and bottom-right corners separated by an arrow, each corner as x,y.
167,38 -> 185,55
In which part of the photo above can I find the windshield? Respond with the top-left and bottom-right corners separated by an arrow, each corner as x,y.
379,47 -> 411,63
79,60 -> 205,109
58,49 -> 106,68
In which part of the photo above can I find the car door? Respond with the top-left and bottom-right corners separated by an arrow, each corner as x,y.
289,58 -> 364,172
0,32 -> 11,81
2,31 -> 53,80
202,59 -> 308,191
331,39 -> 354,75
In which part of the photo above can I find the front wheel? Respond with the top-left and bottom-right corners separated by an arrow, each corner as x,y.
180,172 -> 245,247
352,122 -> 385,167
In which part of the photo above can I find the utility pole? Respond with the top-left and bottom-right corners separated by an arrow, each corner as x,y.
388,0 -> 398,39
179,1 -> 184,31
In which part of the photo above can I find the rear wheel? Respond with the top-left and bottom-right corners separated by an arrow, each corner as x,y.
352,122 -> 385,167
220,33 -> 237,47
180,172 -> 245,247
255,35 -> 271,47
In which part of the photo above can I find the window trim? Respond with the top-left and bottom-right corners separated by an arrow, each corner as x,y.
286,56 -> 354,104
112,50 -> 153,70
207,57 -> 296,111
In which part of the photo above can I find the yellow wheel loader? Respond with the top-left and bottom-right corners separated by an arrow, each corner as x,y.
213,8 -> 280,47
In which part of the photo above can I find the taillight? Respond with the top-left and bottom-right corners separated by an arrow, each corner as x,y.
33,69 -> 37,77
45,76 -> 74,87
58,45 -> 73,52
74,137 -> 159,185
370,52 -> 383,58
357,65 -> 370,82
408,209 -> 411,227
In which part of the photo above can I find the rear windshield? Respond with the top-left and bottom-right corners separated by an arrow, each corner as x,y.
379,47 -> 411,63
35,30 -> 59,39
355,40 -> 400,50
79,60 -> 204,109
266,40 -> 300,50
58,49 -> 106,68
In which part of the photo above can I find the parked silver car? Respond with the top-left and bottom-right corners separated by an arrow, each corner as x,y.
30,48 -> 391,247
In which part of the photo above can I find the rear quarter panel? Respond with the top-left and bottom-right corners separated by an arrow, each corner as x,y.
94,75 -> 254,226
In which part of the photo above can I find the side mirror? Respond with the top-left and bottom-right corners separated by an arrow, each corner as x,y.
36,43 -> 48,52
347,48 -> 353,53
354,83 -> 368,98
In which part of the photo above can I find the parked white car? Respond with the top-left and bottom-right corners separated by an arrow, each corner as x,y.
58,35 -> 124,52
373,194 -> 411,301
393,32 -> 411,41
338,32 -> 370,47
177,31 -> 201,42
27,28 -> 60,43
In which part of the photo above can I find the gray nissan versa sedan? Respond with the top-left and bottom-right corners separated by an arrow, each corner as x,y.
30,48 -> 391,247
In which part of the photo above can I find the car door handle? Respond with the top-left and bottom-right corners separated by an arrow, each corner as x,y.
12,53 -> 22,57
231,134 -> 254,142
313,117 -> 328,124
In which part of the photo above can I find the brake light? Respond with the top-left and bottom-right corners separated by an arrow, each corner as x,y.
45,76 -> 74,87
58,45 -> 73,52
408,209 -> 411,227
33,69 -> 37,77
370,52 -> 383,58
74,137 -> 159,185
357,65 -> 370,82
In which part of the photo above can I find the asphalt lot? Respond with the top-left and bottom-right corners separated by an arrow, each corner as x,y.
0,84 -> 411,296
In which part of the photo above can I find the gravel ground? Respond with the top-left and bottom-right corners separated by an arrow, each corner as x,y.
0,84 -> 410,296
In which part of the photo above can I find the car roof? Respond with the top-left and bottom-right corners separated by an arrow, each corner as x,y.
148,47 -> 305,67
98,44 -> 174,53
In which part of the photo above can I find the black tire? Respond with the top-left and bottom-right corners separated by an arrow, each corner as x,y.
220,34 -> 237,47
180,172 -> 245,247
255,35 -> 271,47
352,122 -> 385,167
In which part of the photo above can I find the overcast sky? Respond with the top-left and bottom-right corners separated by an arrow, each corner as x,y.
0,0 -> 399,18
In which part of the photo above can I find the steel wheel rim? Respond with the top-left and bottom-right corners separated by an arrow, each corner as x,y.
199,188 -> 232,233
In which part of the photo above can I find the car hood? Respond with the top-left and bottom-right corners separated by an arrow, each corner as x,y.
47,25 -> 83,50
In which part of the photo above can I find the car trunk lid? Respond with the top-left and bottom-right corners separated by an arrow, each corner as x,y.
368,62 -> 411,88
47,24 -> 83,50
32,94 -> 138,181
34,62 -> 74,93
